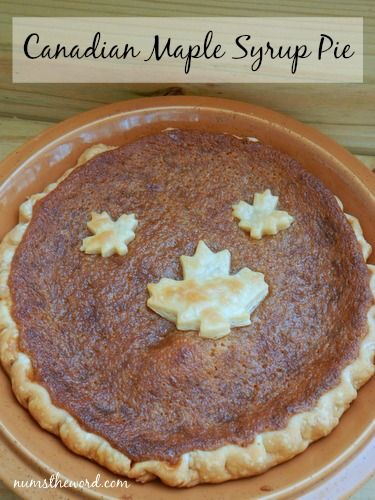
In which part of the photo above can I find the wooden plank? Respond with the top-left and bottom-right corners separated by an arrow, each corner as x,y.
0,82 -> 374,126
352,479 -> 375,499
356,154 -> 375,172
0,0 -> 374,154
0,117 -> 51,160
0,481 -> 17,500
0,117 -> 374,171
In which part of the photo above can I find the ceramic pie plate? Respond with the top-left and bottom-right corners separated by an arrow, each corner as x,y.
0,96 -> 374,500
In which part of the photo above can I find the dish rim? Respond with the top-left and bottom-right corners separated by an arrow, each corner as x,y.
0,95 -> 374,499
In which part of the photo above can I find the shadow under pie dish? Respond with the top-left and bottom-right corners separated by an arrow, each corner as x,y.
0,129 -> 373,488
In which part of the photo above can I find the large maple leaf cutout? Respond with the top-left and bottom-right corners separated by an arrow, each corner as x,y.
147,241 -> 268,340
80,212 -> 138,257
233,189 -> 294,239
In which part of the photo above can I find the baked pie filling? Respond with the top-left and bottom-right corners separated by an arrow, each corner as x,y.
0,130 -> 373,486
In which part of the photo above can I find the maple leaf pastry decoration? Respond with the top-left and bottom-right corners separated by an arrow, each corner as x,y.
233,189 -> 294,239
147,241 -> 268,340
80,212 -> 138,257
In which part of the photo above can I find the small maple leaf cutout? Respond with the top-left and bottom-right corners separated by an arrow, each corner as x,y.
80,212 -> 138,257
233,189 -> 294,239
147,241 -> 268,340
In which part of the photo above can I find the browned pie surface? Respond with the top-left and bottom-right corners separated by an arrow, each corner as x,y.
9,131 -> 372,464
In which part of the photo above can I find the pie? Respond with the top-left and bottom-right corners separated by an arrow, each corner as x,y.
0,130 -> 374,487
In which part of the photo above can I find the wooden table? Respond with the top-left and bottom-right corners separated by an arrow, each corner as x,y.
0,0 -> 374,498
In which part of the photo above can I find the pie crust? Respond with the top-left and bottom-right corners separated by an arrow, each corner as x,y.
0,144 -> 374,487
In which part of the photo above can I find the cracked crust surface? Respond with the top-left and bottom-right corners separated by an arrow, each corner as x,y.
0,143 -> 374,487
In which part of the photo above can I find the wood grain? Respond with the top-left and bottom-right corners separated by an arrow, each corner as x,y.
0,0 -> 374,155
0,116 -> 374,172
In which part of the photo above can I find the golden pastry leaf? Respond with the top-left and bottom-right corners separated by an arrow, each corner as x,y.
80,212 -> 138,257
147,241 -> 268,340
233,189 -> 294,239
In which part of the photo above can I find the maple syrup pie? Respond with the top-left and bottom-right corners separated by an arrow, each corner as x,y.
0,130 -> 374,487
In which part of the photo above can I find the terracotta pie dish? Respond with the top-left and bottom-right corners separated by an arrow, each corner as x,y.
0,96 -> 374,499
